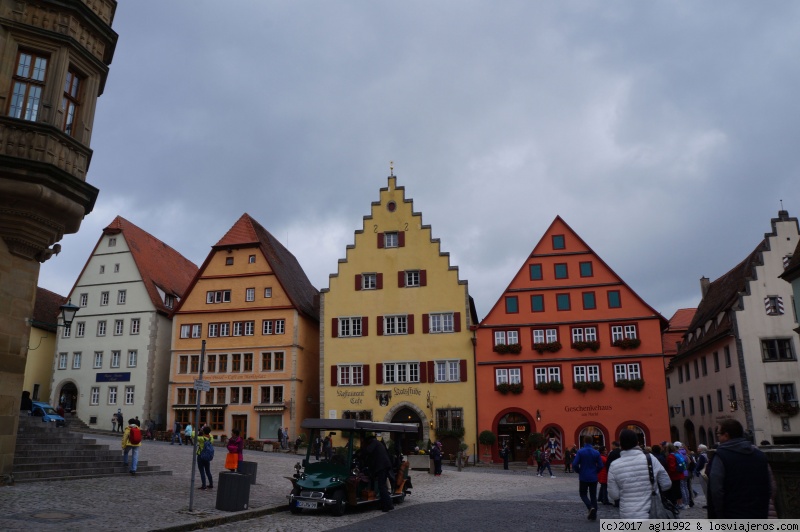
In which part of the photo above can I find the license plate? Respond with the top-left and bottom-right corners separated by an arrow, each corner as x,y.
297,501 -> 318,509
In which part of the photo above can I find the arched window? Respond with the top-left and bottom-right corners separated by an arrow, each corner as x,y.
620,424 -> 646,447
578,426 -> 605,449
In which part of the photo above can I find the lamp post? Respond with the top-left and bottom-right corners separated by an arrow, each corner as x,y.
27,302 -> 80,329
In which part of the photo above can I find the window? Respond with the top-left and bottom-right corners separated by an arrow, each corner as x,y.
556,293 -> 570,311
384,362 -> 420,384
246,288 -> 255,302
338,364 -> 364,386
582,292 -> 596,310
111,351 -> 120,368
554,263 -> 568,279
248,255 -> 256,264
624,325 -> 638,339
435,360 -> 461,382
608,290 -> 621,308
233,322 -> 243,336
127,350 -> 137,367
701,356 -> 708,376
62,324 -> 71,338
694,360 -> 699,379
118,290 -> 126,305
552,235 -> 565,249
495,368 -> 521,385
230,387 -> 240,404
90,387 -> 99,405
535,367 -> 561,385
429,313 -> 454,333
76,322 -> 85,338
436,408 -> 464,431
765,296 -> 784,316
114,263 -> 119,273
338,317 -> 363,337
225,257 -> 234,265
505,296 -> 518,313
242,387 -> 252,404
207,355 -> 216,373
220,323 -> 230,336
678,366 -> 683,384
260,385 -> 285,403
164,294 -> 175,308
532,328 -> 558,344
362,273 -> 377,290
530,263 -> 543,280
125,386 -> 134,405
689,397 -> 695,415
99,265 -> 105,274
100,291 -> 109,306
531,294 -> 544,312
243,353 -> 253,372
190,355 -> 199,373
108,387 -> 117,405
261,351 -> 285,371
717,389 -> 723,412
275,320 -> 285,334
384,315 -> 408,335
573,365 -> 600,382
611,326 -> 624,342
97,321 -> 106,336
79,293 -> 88,307
264,287 -> 272,298
179,356 -> 188,373
131,319 -> 140,335
713,351 -> 720,372
93,351 -> 103,368
495,330 -> 519,346
72,352 -> 81,369
180,325 -> 191,338
571,326 -> 597,343
384,232 -> 399,248
725,346 -> 733,366
60,69 -> 82,134
58,352 -> 67,369
9,51 -> 48,122
232,353 -> 241,372
614,363 -> 641,381
579,261 -> 593,277
114,320 -> 123,336
244,321 -> 254,336
219,355 -> 228,373
405,270 -> 420,287
707,394 -> 712,414
765,383 -> 797,404
700,396 -> 705,415
762,339 -> 795,361
206,290 -> 232,304
262,320 -> 272,335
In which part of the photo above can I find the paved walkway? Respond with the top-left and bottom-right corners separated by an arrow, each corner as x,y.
0,431 -> 708,531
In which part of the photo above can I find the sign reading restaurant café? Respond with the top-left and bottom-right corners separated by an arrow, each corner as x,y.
337,386 -> 422,405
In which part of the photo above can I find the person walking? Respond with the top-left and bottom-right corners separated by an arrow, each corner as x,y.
664,442 -> 685,508
122,418 -> 142,476
431,441 -> 443,476
196,426 -> 214,490
695,444 -> 709,507
708,419 -> 771,518
225,428 -> 244,472
607,429 -> 671,519
537,446 -> 555,477
115,410 -> 124,432
277,426 -> 284,449
184,422 -> 194,446
171,420 -> 183,445
605,440 -> 622,506
363,435 -> 394,512
572,436 -> 603,520
500,442 -> 510,470
597,446 -> 610,505
674,442 -> 692,507
282,427 -> 289,450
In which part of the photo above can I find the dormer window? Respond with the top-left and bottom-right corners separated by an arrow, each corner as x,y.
165,294 -> 175,308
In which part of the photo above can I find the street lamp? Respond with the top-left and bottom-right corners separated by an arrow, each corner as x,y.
27,302 -> 80,329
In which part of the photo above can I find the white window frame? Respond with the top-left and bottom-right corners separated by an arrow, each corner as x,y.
130,318 -> 140,335
244,321 -> 254,336
405,270 -> 420,287
573,365 -> 600,383
430,313 -> 454,333
90,387 -> 100,405
384,232 -> 398,248
180,324 -> 191,338
111,350 -> 120,368
97,321 -> 106,337
533,329 -> 556,343
108,386 -> 117,405
100,291 -> 109,306
572,328 -> 584,343
338,317 -> 363,337
58,352 -> 68,369
125,386 -> 134,405
117,290 -> 126,304
275,320 -> 285,334
535,366 -> 561,384
585,326 -> 598,341
383,361 -> 420,384
614,363 -> 641,381
495,330 -> 519,345
76,322 -> 85,338
114,319 -> 124,336
384,315 -> 408,335
62,324 -> 71,338
220,323 -> 230,336
264,287 -> 272,298
93,351 -> 103,368
127,350 -> 137,368
72,352 -> 81,369
338,364 -> 364,386
262,320 -> 272,335
495,368 -> 509,385
611,325 -> 624,342
435,360 -> 460,382
509,368 -> 521,384
245,288 -> 255,302
362,273 -> 377,290
233,322 -> 243,336
79,293 -> 88,307
624,325 -> 638,339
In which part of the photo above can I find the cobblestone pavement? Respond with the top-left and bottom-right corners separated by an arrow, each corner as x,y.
0,433 -> 708,532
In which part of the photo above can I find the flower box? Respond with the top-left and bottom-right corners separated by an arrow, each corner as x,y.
571,341 -> 601,352
533,341 -> 562,354
614,378 -> 645,391
612,338 -> 641,349
574,380 -> 605,393
767,402 -> 800,417
535,380 -> 564,393
497,383 -> 524,395
494,343 -> 522,354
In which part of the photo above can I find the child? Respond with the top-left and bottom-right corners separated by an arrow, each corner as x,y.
226,428 -> 244,472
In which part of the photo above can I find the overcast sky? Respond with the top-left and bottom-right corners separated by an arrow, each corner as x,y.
39,1 -> 800,323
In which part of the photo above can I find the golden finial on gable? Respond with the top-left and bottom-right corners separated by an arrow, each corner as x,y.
389,161 -> 394,177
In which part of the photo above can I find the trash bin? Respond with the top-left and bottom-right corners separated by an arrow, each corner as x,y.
215,471 -> 250,511
238,460 -> 257,485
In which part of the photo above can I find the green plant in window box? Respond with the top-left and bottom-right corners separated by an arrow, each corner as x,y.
436,427 -> 466,439
496,383 -> 511,394
536,380 -> 564,393
615,378 -> 645,391
506,343 -> 522,354
767,402 -> 800,417
574,380 -> 605,393
571,341 -> 601,352
533,341 -> 562,354
509,383 -> 523,394
494,344 -> 509,354
612,338 -> 641,349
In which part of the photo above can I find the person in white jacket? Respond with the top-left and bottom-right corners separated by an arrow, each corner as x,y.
608,429 -> 672,519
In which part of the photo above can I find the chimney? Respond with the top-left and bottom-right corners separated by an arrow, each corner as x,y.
700,277 -> 710,298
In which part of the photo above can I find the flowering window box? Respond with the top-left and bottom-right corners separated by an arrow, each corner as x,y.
494,343 -> 522,354
767,402 -> 799,417
535,380 -> 564,394
533,341 -> 562,354
497,383 -> 524,394
571,341 -> 601,352
614,378 -> 645,391
574,380 -> 605,393
612,338 -> 641,349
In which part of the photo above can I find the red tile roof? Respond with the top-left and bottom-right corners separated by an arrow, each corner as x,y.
661,308 -> 696,356
33,287 -> 67,332
103,216 -> 198,315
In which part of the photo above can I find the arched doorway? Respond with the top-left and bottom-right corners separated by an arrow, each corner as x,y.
683,419 -> 697,451
578,425 -> 605,449
58,382 -> 78,412
498,412 -> 531,462
390,406 -> 422,454
619,423 -> 647,447
670,425 -> 680,443
698,426 -> 707,446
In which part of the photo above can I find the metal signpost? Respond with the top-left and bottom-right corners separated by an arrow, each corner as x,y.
188,340 -> 206,511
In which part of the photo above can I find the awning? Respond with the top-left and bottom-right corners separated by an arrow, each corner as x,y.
172,404 -> 227,411
254,405 -> 286,413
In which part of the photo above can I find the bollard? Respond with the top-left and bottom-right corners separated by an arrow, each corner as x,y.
215,471 -> 250,511
237,461 -> 257,485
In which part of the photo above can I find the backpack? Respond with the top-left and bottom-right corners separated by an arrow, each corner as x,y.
200,438 -> 215,461
673,452 -> 687,473
129,426 -> 142,445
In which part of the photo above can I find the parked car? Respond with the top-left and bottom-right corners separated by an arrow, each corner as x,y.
288,418 -> 416,516
30,401 -> 66,427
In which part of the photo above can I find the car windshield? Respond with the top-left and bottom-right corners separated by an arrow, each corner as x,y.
41,406 -> 57,415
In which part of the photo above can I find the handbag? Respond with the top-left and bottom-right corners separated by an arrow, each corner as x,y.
647,454 -> 678,519
224,451 -> 239,470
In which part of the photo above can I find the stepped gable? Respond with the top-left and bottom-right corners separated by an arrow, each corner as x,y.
780,238 -> 800,282
33,287 -> 67,333
103,216 -> 198,315
215,213 -> 319,320
677,243 -> 765,356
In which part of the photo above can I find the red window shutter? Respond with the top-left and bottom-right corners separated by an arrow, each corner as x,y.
377,316 -> 383,336
420,269 -> 427,286
363,365 -> 370,386
398,231 -> 405,247
454,312 -> 461,332
398,271 -> 405,287
378,232 -> 385,248
407,314 -> 414,334
420,361 -> 427,383
331,318 -> 338,338
362,316 -> 368,336
376,363 -> 383,384
331,365 -> 338,386
428,361 -> 435,382
460,359 -> 468,382
422,314 -> 430,334
355,274 -> 362,291
376,273 -> 383,289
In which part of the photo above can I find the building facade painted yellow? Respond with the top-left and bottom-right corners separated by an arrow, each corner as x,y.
321,176 -> 477,457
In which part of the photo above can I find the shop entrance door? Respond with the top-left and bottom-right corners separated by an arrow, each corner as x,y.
232,415 -> 248,439
497,412 -> 530,462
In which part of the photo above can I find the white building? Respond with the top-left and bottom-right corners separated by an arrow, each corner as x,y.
52,217 -> 197,429
667,210 -> 800,447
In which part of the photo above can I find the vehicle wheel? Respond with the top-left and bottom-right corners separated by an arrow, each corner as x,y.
331,489 -> 346,516
290,487 -> 302,514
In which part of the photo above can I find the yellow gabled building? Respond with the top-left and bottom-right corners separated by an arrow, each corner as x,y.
321,175 -> 478,457
169,214 -> 319,443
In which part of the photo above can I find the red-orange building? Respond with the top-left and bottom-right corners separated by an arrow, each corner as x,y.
476,216 -> 670,463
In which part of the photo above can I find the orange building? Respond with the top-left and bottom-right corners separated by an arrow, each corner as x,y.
476,216 -> 670,463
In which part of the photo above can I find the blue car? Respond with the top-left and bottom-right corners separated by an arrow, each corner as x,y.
30,401 -> 66,427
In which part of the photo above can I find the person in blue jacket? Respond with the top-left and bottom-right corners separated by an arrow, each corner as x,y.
572,436 -> 604,520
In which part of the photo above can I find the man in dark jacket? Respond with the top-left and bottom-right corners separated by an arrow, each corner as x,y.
572,436 -> 604,520
708,419 -> 770,518
363,435 -> 394,512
